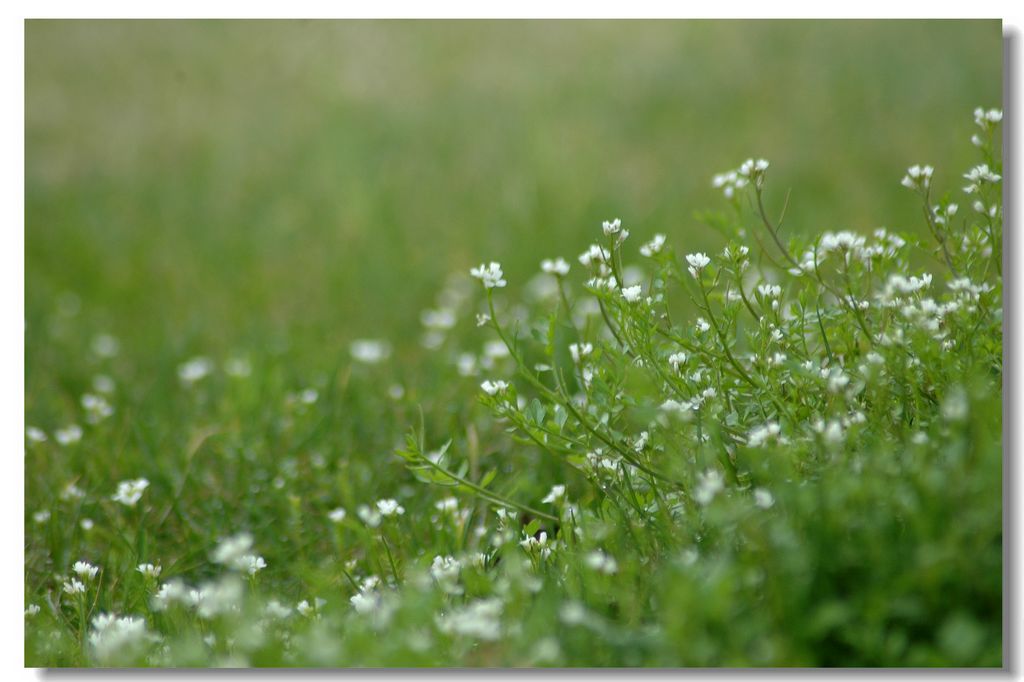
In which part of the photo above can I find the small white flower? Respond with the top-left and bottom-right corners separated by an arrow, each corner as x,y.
475,313 -> 491,327
434,497 -> 460,514
694,469 -> 724,506
747,422 -> 781,448
137,564 -> 162,579
541,484 -> 566,504
60,482 -> 86,501
111,478 -> 149,507
668,352 -> 687,372
73,561 -> 99,580
211,533 -> 254,566
80,518 -> 94,531
327,507 -> 348,523
470,262 -> 507,289
26,426 -> 47,443
55,425 -> 83,446
480,379 -> 510,396
177,357 -> 213,384
621,285 -> 643,303
541,258 -> 570,276
753,488 -> 775,509
685,252 -> 711,279
640,234 -> 667,257
569,343 -> 593,364
584,550 -> 618,575
25,604 -> 41,617
234,554 -> 267,575
63,578 -> 87,595
601,218 -> 622,236
695,318 -> 711,333
376,498 -> 405,517
357,504 -> 382,528
350,339 -> 391,364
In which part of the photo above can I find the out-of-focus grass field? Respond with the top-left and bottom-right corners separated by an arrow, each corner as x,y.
27,20 -> 1001,368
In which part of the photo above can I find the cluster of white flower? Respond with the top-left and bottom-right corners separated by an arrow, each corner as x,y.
541,257 -> 571,276
88,613 -> 155,664
111,478 -> 149,507
480,379 -> 510,396
602,218 -> 629,245
900,164 -> 934,192
639,233 -> 666,257
470,262 -> 507,289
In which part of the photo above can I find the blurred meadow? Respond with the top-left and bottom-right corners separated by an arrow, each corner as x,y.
27,20 -> 1001,367
25,20 -> 1003,667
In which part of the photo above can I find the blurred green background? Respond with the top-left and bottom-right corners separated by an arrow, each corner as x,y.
26,20 -> 1002,368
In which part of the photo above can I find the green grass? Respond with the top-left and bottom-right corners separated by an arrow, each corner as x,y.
25,20 -> 1002,667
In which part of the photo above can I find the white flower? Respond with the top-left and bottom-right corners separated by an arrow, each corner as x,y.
177,356 -> 213,384
234,554 -> 267,575
211,532 -> 254,566
569,343 -> 593,364
640,234 -> 667,257
747,422 -> 781,448
264,600 -> 292,619
584,550 -> 618,575
420,308 -> 456,330
74,561 -> 99,580
753,488 -> 775,509
541,484 -> 566,504
901,164 -> 934,191
685,252 -> 711,278
33,509 -> 51,524
26,426 -> 47,443
430,555 -> 462,593
81,393 -> 114,423
621,285 -> 643,303
942,387 -> 969,421
63,578 -> 87,595
80,518 -> 94,531
694,469 -> 724,506
55,425 -> 83,446
376,498 -> 405,517
480,379 -> 510,396
357,504 -> 382,528
137,564 -> 162,579
578,244 -> 611,268
111,478 -> 149,507
827,369 -> 850,393
756,283 -> 781,299
349,591 -> 379,615
695,318 -> 711,333
350,339 -> 391,364
520,531 -> 551,558
327,507 -> 348,523
470,262 -> 507,289
601,218 -> 622,236
434,497 -> 461,516
475,313 -> 491,327
541,258 -> 570,276
298,597 -> 327,617
88,614 -> 154,664
60,482 -> 86,501
151,580 -> 190,611
668,351 -> 687,372
25,604 -> 41,617
436,598 -> 503,641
